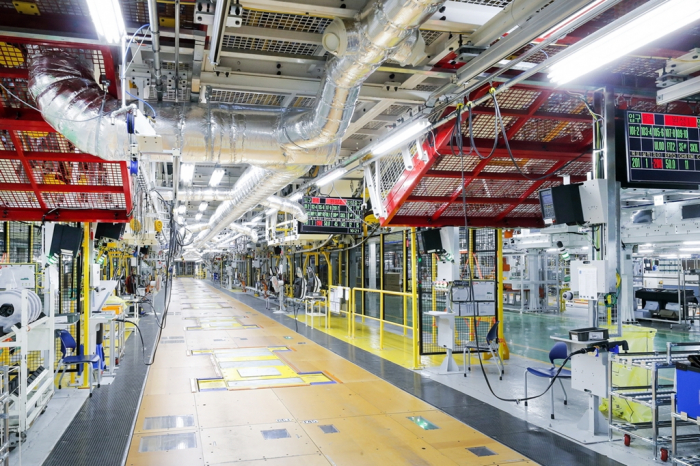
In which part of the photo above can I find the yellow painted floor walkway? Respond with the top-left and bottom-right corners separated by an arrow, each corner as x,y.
126,278 -> 536,465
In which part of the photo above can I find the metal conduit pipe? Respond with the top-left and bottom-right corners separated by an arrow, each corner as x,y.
147,0 -> 163,95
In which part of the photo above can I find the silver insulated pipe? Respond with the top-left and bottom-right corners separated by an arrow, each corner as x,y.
27,0 -> 445,245
261,195 -> 308,223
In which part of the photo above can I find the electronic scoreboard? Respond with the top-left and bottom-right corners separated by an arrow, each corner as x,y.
298,196 -> 363,235
624,111 -> 700,185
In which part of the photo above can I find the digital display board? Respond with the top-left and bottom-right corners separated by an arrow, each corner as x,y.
625,111 -> 700,184
298,196 -> 363,235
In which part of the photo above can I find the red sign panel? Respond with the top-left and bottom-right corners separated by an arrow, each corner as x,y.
664,114 -> 698,128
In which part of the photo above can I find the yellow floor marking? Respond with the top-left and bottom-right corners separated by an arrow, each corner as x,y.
127,279 -> 534,466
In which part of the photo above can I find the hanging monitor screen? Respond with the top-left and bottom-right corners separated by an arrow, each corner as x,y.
298,196 -> 363,235
625,111 -> 700,185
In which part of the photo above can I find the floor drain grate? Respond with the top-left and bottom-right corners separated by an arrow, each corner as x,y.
319,425 -> 338,434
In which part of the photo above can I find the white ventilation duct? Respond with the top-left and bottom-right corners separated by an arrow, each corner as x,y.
27,0 -> 445,246
260,196 -> 308,223
158,190 -> 308,223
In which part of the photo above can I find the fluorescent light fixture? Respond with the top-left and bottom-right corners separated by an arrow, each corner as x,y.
198,202 -> 208,212
546,248 -> 558,252
289,192 -> 303,202
86,0 -> 125,44
638,249 -> 654,254
548,0 -> 700,85
653,195 -> 665,206
679,248 -> 700,252
315,168 -> 346,187
209,168 -> 225,187
660,254 -> 678,258
176,204 -> 186,214
534,0 -> 606,44
642,243 -> 652,247
180,164 -> 195,184
195,213 -> 203,221
683,241 -> 700,245
373,119 -> 431,155
581,246 -> 589,250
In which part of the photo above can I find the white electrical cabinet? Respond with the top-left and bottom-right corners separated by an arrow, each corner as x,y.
570,260 -> 607,299
579,179 -> 608,225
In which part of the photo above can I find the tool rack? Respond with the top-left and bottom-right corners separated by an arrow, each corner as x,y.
608,342 -> 700,462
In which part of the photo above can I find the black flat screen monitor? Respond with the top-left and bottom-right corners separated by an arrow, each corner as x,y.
420,229 -> 443,254
49,224 -> 83,257
95,222 -> 125,241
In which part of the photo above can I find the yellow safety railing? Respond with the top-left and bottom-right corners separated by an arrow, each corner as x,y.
348,287 -> 419,368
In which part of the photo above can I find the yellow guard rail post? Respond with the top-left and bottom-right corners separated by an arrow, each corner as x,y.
81,223 -> 91,389
411,227 -> 420,369
496,229 -> 510,360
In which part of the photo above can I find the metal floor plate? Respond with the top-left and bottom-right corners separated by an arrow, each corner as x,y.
143,415 -> 196,431
138,432 -> 198,452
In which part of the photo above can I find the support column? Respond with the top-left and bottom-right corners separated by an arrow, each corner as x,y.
604,86 -> 622,337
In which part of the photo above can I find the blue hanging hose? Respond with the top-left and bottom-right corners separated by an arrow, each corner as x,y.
125,90 -> 157,118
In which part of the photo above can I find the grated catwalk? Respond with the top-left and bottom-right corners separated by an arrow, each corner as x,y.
43,294 -> 161,466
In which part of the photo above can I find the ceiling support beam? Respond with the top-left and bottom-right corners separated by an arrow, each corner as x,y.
201,71 -> 429,104
345,100 -> 396,141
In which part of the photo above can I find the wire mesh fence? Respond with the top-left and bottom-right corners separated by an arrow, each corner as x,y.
420,315 -> 497,355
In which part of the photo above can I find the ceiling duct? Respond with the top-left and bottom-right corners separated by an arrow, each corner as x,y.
27,0 -> 446,245
260,196 -> 308,223
158,190 -> 308,223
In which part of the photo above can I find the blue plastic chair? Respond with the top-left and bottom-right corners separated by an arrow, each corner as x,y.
463,321 -> 504,379
524,342 -> 571,419
57,330 -> 102,396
